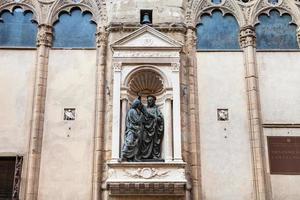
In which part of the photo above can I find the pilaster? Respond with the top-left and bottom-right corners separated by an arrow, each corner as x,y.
239,25 -> 271,200
25,24 -> 53,200
92,26 -> 108,200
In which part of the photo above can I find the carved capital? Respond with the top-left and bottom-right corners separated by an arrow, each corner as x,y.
96,27 -> 108,48
186,28 -> 197,49
113,62 -> 122,72
37,24 -> 53,47
239,26 -> 256,48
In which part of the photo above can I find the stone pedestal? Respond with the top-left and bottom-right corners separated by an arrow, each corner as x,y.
106,162 -> 186,196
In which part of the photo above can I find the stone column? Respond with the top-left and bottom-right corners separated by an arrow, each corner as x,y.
239,25 -> 271,200
171,63 -> 183,161
164,94 -> 173,162
111,62 -> 122,162
185,26 -> 201,200
92,27 -> 108,200
25,24 -> 52,200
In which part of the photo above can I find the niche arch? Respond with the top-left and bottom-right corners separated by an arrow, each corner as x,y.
123,66 -> 171,106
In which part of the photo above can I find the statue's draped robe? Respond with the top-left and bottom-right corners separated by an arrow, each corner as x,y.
121,108 -> 143,161
141,105 -> 164,159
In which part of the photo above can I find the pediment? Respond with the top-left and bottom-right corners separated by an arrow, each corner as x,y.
111,25 -> 182,50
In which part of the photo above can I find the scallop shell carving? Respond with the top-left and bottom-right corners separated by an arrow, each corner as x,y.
128,70 -> 164,95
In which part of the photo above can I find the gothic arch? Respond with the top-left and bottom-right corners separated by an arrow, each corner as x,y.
0,2 -> 40,23
187,0 -> 246,27
250,0 -> 300,26
47,0 -> 107,26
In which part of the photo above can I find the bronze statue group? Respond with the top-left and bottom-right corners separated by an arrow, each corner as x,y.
120,95 -> 164,162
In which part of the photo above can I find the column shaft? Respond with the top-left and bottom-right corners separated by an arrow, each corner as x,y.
240,26 -> 271,200
92,27 -> 108,200
25,24 -> 52,200
186,27 -> 202,200
164,98 -> 173,161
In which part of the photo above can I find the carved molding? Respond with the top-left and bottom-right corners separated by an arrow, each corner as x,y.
239,25 -> 256,48
108,182 -> 186,196
125,168 -> 169,179
113,51 -> 179,58
37,24 -> 53,47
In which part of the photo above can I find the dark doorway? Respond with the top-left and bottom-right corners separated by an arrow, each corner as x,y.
0,156 -> 23,200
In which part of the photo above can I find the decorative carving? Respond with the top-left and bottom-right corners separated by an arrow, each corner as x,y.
113,51 -> 179,58
217,109 -> 229,121
128,70 -> 164,95
125,168 -> 169,179
37,24 -> 53,47
12,156 -> 23,200
239,25 -> 256,48
64,108 -> 76,120
113,62 -> 122,71
171,63 -> 180,71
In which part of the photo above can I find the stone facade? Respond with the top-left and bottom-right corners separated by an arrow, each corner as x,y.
1,0 -> 300,200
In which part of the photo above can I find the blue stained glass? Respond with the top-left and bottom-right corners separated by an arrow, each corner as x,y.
211,0 -> 222,4
256,10 -> 298,49
0,8 -> 37,47
53,8 -> 97,48
196,10 -> 240,50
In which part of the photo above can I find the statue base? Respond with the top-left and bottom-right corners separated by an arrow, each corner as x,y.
106,161 -> 187,196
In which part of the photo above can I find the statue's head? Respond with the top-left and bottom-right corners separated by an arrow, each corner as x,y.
147,95 -> 156,107
131,98 -> 141,109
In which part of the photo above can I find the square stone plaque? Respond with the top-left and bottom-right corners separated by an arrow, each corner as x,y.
267,136 -> 300,175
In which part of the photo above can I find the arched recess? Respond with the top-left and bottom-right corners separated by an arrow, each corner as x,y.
52,7 -> 97,48
255,9 -> 299,49
123,66 -> 170,106
0,7 -> 38,47
196,9 -> 240,50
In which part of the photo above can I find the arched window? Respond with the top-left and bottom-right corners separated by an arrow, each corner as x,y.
0,8 -> 37,47
196,10 -> 240,50
255,10 -> 298,49
53,8 -> 97,48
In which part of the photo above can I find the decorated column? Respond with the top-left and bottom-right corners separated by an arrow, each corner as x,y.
25,24 -> 52,200
239,25 -> 270,200
111,62 -> 122,162
164,92 -> 173,161
171,62 -> 183,161
92,27 -> 108,200
185,25 -> 201,200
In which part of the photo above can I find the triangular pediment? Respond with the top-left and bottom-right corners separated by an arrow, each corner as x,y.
111,25 -> 182,49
